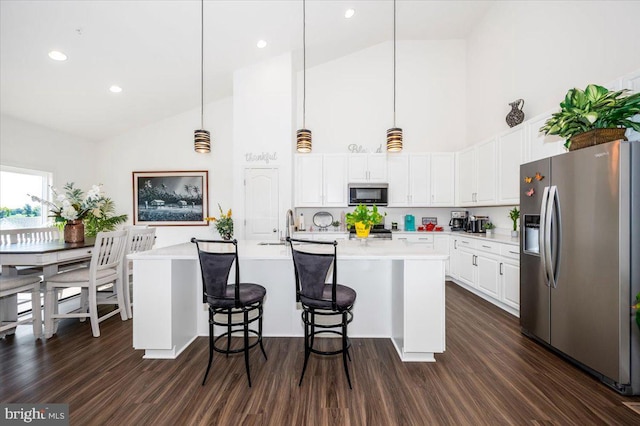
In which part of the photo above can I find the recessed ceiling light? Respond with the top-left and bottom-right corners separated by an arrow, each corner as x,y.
257,40 -> 267,49
345,8 -> 356,19
48,50 -> 67,61
109,85 -> 123,93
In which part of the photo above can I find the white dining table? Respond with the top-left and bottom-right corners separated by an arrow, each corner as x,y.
0,238 -> 94,329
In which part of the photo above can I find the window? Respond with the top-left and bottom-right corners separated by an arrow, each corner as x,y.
0,165 -> 52,230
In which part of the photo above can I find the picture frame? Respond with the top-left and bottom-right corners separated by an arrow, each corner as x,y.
132,170 -> 208,226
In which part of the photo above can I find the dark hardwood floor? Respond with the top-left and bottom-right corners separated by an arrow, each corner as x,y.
2,282 -> 639,425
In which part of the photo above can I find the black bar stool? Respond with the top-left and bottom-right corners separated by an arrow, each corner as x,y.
191,238 -> 267,387
287,237 -> 356,389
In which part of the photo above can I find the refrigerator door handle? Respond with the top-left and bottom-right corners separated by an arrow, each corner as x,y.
550,185 -> 562,287
539,186 -> 550,286
545,185 -> 556,288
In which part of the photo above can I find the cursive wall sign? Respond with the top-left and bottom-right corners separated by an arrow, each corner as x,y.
245,152 -> 278,164
347,144 -> 383,153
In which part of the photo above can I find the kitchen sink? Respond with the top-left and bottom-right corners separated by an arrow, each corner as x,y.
257,242 -> 287,246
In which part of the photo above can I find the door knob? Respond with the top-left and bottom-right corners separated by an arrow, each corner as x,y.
273,228 -> 277,232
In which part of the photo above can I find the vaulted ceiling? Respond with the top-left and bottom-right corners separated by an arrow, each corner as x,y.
0,1 -> 493,141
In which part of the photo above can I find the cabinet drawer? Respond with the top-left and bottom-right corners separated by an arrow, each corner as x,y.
456,237 -> 476,250
475,240 -> 501,255
500,244 -> 520,260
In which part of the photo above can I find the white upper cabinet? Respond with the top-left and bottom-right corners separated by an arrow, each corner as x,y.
456,147 -> 476,206
497,127 -> 525,205
409,154 -> 431,205
475,138 -> 496,205
525,112 -> 565,163
295,154 -> 323,206
387,154 -> 410,206
387,154 -> 430,206
323,154 -> 348,206
295,154 -> 347,207
456,139 -> 495,206
430,153 -> 455,206
348,154 -> 388,183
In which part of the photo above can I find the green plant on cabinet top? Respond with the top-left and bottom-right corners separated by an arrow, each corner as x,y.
539,84 -> 640,150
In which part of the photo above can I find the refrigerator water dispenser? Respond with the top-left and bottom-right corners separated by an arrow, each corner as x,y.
523,215 -> 540,254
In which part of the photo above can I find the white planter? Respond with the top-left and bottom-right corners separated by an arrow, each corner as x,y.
511,230 -> 518,238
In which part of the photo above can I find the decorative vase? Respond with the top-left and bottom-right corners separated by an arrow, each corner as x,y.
64,220 -> 85,243
506,99 -> 525,128
354,222 -> 371,238
221,232 -> 233,241
511,230 -> 519,238
569,128 -> 627,151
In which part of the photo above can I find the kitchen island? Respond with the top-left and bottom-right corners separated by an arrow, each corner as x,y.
129,239 -> 448,362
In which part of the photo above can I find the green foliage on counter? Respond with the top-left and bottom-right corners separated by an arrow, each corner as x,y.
509,207 -> 520,231
345,204 -> 385,229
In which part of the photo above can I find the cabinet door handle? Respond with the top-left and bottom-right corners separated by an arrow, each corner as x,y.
454,240 -> 457,249
509,250 -> 518,255
461,240 -> 469,245
482,245 -> 491,249
500,262 -> 504,275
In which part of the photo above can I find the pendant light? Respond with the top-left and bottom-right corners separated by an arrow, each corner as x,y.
296,0 -> 312,153
194,0 -> 211,153
386,0 -> 403,152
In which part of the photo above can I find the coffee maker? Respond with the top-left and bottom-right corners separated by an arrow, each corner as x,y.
449,211 -> 468,231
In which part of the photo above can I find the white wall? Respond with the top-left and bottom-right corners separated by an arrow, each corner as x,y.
95,97 -> 233,247
466,0 -> 640,143
300,40 -> 467,153
0,114 -> 97,189
233,53 -> 294,240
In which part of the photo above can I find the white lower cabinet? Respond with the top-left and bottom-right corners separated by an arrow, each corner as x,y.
501,259 -> 520,310
448,234 -> 520,316
476,253 -> 500,299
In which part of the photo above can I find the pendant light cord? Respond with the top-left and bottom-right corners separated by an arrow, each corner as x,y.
200,0 -> 204,129
303,0 -> 306,129
393,0 -> 396,127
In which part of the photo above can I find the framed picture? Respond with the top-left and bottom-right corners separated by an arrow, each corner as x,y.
132,170 -> 208,226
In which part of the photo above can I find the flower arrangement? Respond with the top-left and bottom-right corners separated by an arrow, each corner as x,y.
206,204 -> 233,240
29,182 -> 127,236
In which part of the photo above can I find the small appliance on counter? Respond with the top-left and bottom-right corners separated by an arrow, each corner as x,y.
404,215 -> 415,231
466,215 -> 490,233
449,211 -> 468,231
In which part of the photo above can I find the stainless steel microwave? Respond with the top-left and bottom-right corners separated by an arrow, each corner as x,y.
348,183 -> 388,206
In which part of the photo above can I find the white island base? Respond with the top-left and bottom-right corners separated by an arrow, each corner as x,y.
130,240 -> 447,362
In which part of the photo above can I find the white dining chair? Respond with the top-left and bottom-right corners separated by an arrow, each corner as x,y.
44,230 -> 128,338
122,227 -> 156,319
0,274 -> 42,339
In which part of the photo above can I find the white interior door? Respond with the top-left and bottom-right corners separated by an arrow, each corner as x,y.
244,168 -> 279,241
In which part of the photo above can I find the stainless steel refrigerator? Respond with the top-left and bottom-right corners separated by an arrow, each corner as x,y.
520,140 -> 640,394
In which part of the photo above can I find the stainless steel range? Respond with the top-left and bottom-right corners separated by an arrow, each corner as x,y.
348,224 -> 392,240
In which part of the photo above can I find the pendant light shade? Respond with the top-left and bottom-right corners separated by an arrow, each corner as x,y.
296,128 -> 312,153
194,0 -> 210,153
386,127 -> 403,152
194,129 -> 211,153
386,0 -> 402,153
296,0 -> 312,153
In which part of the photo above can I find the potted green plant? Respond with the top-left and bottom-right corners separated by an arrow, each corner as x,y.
345,204 -> 385,238
509,207 -> 520,238
539,84 -> 640,151
483,222 -> 495,236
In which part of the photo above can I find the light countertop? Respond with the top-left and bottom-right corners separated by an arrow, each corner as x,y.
129,239 -> 450,261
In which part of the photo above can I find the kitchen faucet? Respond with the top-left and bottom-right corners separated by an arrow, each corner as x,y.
285,209 -> 294,240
